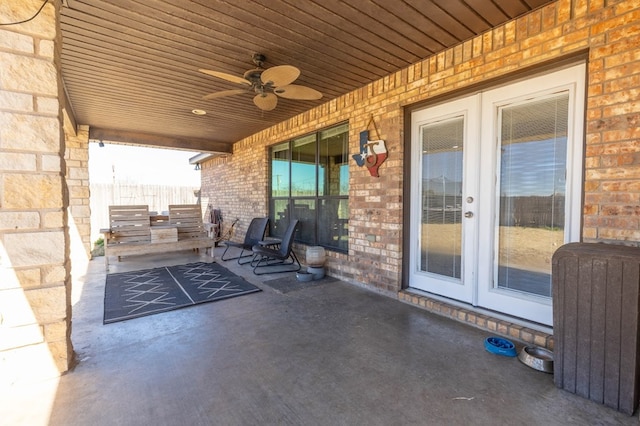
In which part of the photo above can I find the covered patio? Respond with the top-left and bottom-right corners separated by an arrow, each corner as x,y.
4,249 -> 635,425
2,0 -> 640,422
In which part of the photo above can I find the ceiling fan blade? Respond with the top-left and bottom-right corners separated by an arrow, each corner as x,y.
199,69 -> 251,86
274,85 -> 323,100
253,93 -> 278,111
261,65 -> 300,87
203,89 -> 247,100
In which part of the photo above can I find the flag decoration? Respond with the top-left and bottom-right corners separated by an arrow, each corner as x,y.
352,129 -> 388,177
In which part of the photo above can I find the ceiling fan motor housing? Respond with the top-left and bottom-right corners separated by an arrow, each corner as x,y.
200,53 -> 322,110
244,68 -> 265,84
244,68 -> 274,94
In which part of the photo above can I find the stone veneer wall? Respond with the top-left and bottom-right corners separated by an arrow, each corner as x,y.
0,0 -> 72,385
202,0 -> 640,344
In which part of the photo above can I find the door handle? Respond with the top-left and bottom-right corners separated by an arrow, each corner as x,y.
464,211 -> 474,218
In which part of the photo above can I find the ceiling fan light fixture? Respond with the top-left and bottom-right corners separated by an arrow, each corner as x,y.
253,93 -> 278,111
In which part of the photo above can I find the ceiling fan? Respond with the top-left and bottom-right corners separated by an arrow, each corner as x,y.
199,53 -> 322,111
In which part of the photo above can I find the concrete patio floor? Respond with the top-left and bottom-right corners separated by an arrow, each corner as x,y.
3,248 -> 637,425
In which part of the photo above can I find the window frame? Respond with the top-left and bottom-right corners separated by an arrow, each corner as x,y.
268,122 -> 349,253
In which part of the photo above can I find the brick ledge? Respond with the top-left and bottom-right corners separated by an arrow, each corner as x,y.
398,289 -> 554,351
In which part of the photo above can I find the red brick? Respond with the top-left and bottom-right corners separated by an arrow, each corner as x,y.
202,0 -> 640,328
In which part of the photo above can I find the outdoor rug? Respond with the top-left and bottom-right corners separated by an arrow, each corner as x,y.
104,262 -> 261,324
262,275 -> 338,294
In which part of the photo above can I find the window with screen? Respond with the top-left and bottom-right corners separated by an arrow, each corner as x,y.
269,123 -> 349,252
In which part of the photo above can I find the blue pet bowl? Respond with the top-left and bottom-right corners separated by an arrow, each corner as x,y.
484,336 -> 517,357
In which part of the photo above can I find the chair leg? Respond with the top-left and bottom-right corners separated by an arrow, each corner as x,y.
221,245 -> 255,263
252,252 -> 301,275
290,251 -> 301,270
220,244 -> 234,261
237,251 -> 256,265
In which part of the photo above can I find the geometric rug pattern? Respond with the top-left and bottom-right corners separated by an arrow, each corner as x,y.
104,262 -> 260,324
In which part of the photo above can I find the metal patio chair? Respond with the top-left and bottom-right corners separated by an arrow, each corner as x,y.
251,219 -> 301,275
220,217 -> 269,264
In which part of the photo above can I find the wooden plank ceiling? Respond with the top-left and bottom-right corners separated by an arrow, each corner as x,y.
60,0 -> 553,153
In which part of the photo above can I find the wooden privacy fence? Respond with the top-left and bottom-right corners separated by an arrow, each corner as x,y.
499,195 -> 566,228
90,183 -> 200,242
421,195 -> 565,228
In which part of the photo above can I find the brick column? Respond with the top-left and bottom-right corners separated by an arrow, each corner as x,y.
0,0 -> 73,385
65,125 -> 91,258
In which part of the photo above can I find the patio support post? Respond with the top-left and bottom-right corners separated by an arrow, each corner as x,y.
0,0 -> 74,386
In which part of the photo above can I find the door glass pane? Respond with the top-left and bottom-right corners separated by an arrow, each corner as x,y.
420,117 -> 464,278
497,94 -> 569,297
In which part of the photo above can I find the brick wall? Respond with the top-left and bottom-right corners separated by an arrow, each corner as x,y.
0,0 -> 72,384
65,125 -> 91,257
202,89 -> 405,295
203,0 -> 640,299
583,1 -> 640,243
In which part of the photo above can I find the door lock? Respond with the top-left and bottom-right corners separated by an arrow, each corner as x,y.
464,211 -> 474,218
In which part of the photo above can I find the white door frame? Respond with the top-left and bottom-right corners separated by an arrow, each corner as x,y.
476,64 -> 586,325
409,63 -> 586,326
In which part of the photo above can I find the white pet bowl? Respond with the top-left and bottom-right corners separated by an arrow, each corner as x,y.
296,272 -> 313,282
306,266 -> 325,280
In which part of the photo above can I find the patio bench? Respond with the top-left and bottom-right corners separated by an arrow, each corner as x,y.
100,204 -> 213,270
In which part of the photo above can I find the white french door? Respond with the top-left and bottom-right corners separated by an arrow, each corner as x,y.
410,96 -> 480,303
410,64 -> 585,326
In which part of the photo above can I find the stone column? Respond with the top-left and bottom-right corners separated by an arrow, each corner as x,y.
0,0 -> 73,385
